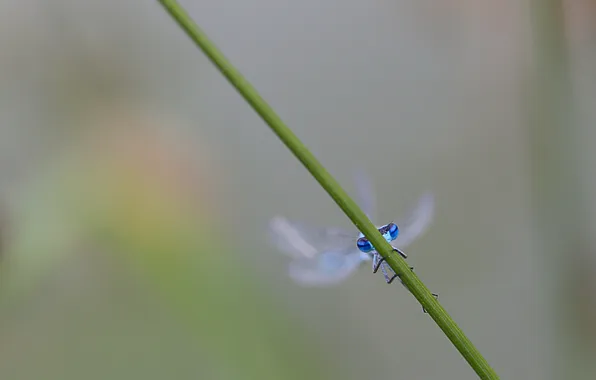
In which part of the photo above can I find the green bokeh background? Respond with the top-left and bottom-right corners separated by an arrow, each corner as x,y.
1,1 -> 595,379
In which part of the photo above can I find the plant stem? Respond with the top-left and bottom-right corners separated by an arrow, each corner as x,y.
528,0 -> 574,377
158,1 -> 499,378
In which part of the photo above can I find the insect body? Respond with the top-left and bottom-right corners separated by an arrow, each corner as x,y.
356,222 -> 399,253
268,172 -> 435,293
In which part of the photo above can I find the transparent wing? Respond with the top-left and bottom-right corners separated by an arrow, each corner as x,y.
288,248 -> 365,286
269,216 -> 365,286
354,169 -> 376,221
393,192 -> 434,249
268,216 -> 354,259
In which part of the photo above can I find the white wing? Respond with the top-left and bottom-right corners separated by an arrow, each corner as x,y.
268,217 -> 365,286
288,249 -> 366,286
393,192 -> 434,249
354,169 -> 376,221
268,216 -> 353,259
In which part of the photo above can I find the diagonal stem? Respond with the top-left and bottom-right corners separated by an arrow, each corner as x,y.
158,1 -> 499,378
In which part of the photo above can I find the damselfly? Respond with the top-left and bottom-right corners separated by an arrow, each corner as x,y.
268,172 -> 437,310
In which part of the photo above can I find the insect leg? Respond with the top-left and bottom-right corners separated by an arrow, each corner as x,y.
391,246 -> 407,259
372,252 -> 384,273
380,261 -> 399,284
399,266 -> 439,313
373,247 -> 407,274
412,266 -> 439,313
422,293 -> 439,314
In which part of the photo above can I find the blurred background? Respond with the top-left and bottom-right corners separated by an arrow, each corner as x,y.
0,0 -> 594,378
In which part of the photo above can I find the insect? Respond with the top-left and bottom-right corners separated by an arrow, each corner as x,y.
268,172 -> 438,310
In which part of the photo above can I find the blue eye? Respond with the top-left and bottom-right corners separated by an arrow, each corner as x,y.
357,238 -> 373,253
388,223 -> 399,240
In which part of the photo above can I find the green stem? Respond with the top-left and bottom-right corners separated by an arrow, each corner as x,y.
158,1 -> 499,378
